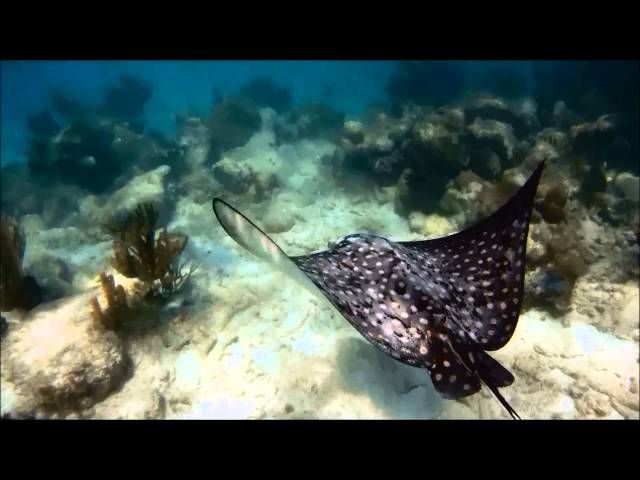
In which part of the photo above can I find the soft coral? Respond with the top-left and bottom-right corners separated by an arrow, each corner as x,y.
104,203 -> 194,299
0,214 -> 42,311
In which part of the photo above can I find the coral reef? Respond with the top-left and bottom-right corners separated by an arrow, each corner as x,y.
24,76 -> 178,195
1,61 -> 637,420
613,172 -> 639,203
464,95 -> 538,140
0,215 -> 42,312
465,118 -> 517,178
534,183 -> 569,224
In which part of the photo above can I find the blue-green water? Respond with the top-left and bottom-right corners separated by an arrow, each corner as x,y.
0,60 -> 638,420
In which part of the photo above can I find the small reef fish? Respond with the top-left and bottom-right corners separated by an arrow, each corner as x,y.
212,160 -> 547,420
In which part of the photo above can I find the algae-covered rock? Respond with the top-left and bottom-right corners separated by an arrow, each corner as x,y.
343,120 -> 365,145
613,172 -> 639,202
408,212 -> 455,238
262,204 -> 296,234
6,293 -> 128,413
464,95 -> 534,138
177,115 -> 211,168
212,157 -> 255,195
535,184 -> 569,224
465,118 -> 518,178
23,253 -> 74,302
79,165 -> 171,225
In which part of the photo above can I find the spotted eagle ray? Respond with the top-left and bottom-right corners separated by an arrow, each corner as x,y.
212,160 -> 547,420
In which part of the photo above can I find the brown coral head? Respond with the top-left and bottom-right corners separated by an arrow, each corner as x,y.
535,184 -> 568,224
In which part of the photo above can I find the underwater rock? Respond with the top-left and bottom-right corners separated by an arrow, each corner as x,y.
6,293 -> 127,413
412,113 -> 470,171
535,183 -> 569,224
23,253 -> 74,302
79,165 -> 171,227
211,154 -> 279,202
439,171 -> 485,216
407,212 -> 455,238
535,128 -> 570,154
19,214 -> 47,239
41,184 -> 88,228
177,115 -> 211,168
331,113 -> 408,186
613,172 -> 639,203
262,201 -> 296,234
0,315 -> 7,338
465,118 -> 518,179
440,169 -> 524,225
208,96 -> 262,162
553,250 -> 588,280
464,95 -> 535,138
332,106 -> 473,208
524,140 -> 560,171
575,390 -> 612,417
212,157 -> 254,195
392,111 -> 473,213
571,278 -> 640,340
343,120 -> 365,145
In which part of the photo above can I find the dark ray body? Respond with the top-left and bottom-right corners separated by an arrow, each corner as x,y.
212,161 -> 546,419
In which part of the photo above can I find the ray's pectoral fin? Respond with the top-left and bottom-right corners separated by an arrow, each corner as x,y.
401,160 -> 546,352
212,197 -> 324,300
